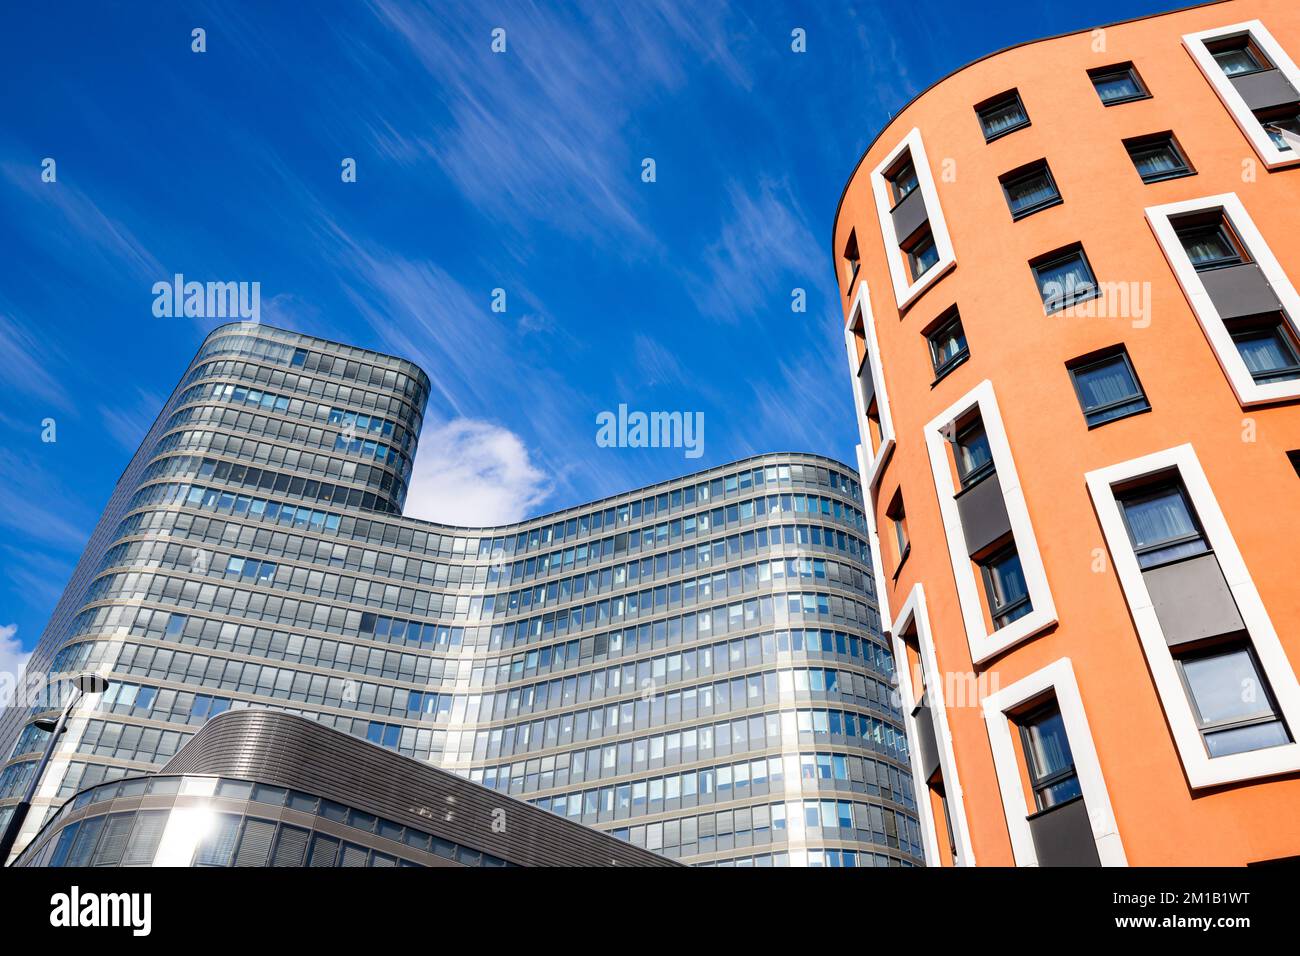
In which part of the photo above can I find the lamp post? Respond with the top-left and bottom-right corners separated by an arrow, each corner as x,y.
0,672 -> 111,865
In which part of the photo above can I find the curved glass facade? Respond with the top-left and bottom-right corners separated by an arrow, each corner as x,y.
15,774 -> 517,868
0,323 -> 920,866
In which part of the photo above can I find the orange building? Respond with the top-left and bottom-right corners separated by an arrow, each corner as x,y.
833,0 -> 1300,866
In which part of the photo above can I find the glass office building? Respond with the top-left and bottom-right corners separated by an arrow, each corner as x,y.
0,323 -> 921,866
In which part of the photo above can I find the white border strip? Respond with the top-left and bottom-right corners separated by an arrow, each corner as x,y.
923,379 -> 1057,664
1146,191 -> 1300,407
891,584 -> 976,866
870,128 -> 957,311
855,441 -> 893,637
1085,442 -> 1300,788
1182,19 -> 1300,170
844,282 -> 896,491
982,657 -> 1127,867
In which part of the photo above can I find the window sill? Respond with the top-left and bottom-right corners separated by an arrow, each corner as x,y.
1139,168 -> 1196,185
930,351 -> 970,387
982,119 -> 1031,144
1043,288 -> 1102,316
1099,92 -> 1152,107
1084,402 -> 1151,430
1010,196 -> 1063,221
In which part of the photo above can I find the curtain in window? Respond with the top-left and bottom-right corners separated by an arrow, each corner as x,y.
983,100 -> 1025,134
1076,359 -> 1138,409
1096,74 -> 1139,101
1123,489 -> 1197,550
1036,255 -> 1093,304
1181,229 -> 1233,265
1134,146 -> 1180,177
957,430 -> 992,479
1025,710 -> 1074,779
1237,330 -> 1293,373
1007,173 -> 1055,210
1214,48 -> 1259,75
989,553 -> 1027,608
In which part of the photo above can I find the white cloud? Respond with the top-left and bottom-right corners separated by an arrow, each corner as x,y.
0,624 -> 32,695
402,418 -> 552,526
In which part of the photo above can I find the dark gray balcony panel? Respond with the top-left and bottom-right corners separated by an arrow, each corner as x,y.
1142,552 -> 1245,648
1028,796 -> 1101,867
955,473 -> 1013,558
890,186 -> 929,245
859,364 -> 876,411
1229,68 -> 1300,112
912,700 -> 942,785
1200,262 -> 1282,321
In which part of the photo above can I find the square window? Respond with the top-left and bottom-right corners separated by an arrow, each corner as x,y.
926,308 -> 969,380
975,90 -> 1030,141
886,491 -> 909,571
1229,315 -> 1300,384
1067,349 -> 1150,427
1176,644 -> 1290,758
842,229 -> 861,289
1000,160 -> 1061,219
1031,245 -> 1098,313
1118,481 -> 1208,569
887,157 -> 920,205
1018,701 -> 1082,810
980,546 -> 1031,629
904,228 -> 939,281
1207,35 -> 1271,77
954,419 -> 994,488
1088,62 -> 1149,105
1124,133 -> 1194,183
1174,214 -> 1246,271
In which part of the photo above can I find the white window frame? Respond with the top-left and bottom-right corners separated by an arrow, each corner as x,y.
923,379 -> 1057,665
891,584 -> 975,866
983,657 -> 1127,867
1147,191 -> 1300,407
855,442 -> 894,633
843,281 -> 896,491
1182,19 -> 1300,170
870,128 -> 956,310
1085,442 -> 1300,788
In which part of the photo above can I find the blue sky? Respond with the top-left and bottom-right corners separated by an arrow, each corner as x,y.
0,0 -> 1180,665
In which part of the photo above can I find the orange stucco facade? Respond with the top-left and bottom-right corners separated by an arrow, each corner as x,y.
833,0 -> 1300,866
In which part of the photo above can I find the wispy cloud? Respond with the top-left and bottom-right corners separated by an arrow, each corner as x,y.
364,0 -> 750,246
403,417 -> 552,526
688,176 -> 822,322
0,450 -> 95,551
0,160 -> 163,282
0,312 -> 73,410
99,386 -> 166,453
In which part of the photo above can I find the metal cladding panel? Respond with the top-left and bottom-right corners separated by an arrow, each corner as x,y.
954,473 -> 1013,558
1027,797 -> 1102,867
164,709 -> 679,867
1229,68 -> 1300,112
1142,552 -> 1246,648
1199,262 -> 1282,321
890,187 -> 930,246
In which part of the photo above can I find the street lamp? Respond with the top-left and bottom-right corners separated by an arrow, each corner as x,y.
0,672 -> 111,865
